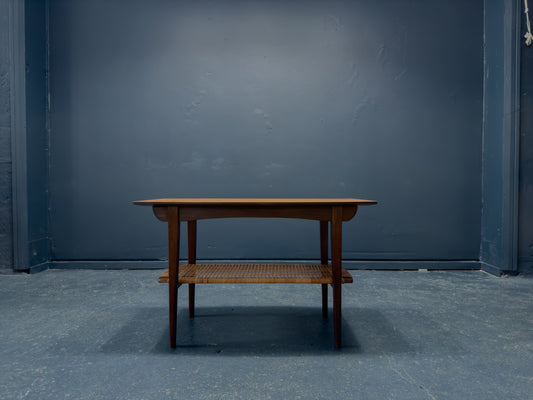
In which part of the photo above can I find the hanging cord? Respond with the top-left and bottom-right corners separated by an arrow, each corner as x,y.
526,0 -> 533,45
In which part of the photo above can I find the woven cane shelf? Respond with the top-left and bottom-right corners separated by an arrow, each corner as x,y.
158,264 -> 354,284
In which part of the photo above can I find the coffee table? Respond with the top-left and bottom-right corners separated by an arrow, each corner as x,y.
133,198 -> 377,348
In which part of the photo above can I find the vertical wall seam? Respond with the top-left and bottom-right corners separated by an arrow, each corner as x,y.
510,0 -> 521,270
479,0 -> 487,262
45,0 -> 52,263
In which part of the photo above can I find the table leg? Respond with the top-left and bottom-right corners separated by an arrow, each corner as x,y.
331,206 -> 342,348
320,221 -> 328,319
168,206 -> 180,348
188,220 -> 197,318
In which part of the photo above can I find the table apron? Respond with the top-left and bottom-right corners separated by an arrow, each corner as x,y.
152,205 -> 358,222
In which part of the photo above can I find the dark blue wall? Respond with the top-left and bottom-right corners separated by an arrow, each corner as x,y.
48,0 -> 483,265
0,0 -> 14,271
519,16 -> 533,272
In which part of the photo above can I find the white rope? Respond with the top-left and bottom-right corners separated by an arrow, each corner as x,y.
525,0 -> 533,46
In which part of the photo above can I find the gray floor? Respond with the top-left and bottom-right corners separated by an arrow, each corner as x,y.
1,269 -> 532,400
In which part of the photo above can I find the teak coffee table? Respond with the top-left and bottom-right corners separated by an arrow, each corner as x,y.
133,198 -> 377,348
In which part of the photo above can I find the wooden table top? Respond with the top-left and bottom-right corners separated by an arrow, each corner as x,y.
133,198 -> 377,206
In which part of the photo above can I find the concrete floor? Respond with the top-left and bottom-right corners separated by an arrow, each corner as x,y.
0,269 -> 532,400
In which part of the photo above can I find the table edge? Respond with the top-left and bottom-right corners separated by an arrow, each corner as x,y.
132,198 -> 378,206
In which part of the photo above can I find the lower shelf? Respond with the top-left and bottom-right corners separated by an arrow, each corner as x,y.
158,264 -> 353,284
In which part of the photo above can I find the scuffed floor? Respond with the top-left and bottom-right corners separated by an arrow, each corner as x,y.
1,269 -> 532,399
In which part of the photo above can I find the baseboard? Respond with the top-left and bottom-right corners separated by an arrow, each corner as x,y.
49,260 -> 167,270
49,259 -> 481,271
26,262 -> 49,274
479,262 -> 504,276
343,260 -> 480,270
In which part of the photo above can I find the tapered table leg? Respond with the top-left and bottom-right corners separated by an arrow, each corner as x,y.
320,221 -> 328,319
168,206 -> 180,348
188,220 -> 197,318
331,206 -> 342,348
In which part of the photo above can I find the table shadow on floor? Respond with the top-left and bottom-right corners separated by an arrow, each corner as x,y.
96,306 -> 418,356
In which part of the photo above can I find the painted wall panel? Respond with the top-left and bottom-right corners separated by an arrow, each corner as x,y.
0,0 -> 14,270
480,0 -> 505,266
25,0 -> 49,267
48,0 -> 483,262
480,0 -> 521,273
